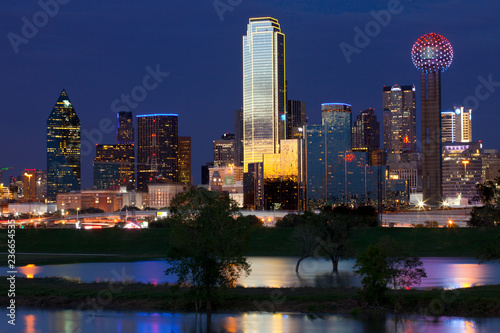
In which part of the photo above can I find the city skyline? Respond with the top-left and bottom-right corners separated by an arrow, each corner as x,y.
2,1 -> 499,187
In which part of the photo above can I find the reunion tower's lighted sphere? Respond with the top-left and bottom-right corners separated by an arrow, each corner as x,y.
411,33 -> 453,73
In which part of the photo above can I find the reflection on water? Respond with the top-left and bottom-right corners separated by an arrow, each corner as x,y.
2,308 -> 500,333
5,257 -> 500,289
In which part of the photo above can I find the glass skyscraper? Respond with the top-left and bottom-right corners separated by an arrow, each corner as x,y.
305,103 -> 353,205
243,17 -> 286,172
441,106 -> 472,143
47,90 -> 81,201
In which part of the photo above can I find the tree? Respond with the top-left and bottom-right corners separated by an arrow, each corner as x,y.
236,214 -> 263,228
354,238 -> 426,305
292,214 -> 324,272
354,245 -> 390,304
320,216 -> 354,272
165,188 -> 251,313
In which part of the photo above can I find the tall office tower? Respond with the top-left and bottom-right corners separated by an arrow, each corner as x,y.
22,169 -> 37,202
352,108 -> 380,149
287,100 -> 307,139
117,111 -> 134,144
93,144 -> 135,190
382,85 -> 416,154
442,142 -> 482,202
412,33 -> 453,206
306,103 -> 353,205
178,136 -> 192,186
136,114 -> 178,192
243,17 -> 286,172
214,133 -> 236,167
441,106 -> 472,143
234,108 -> 244,166
47,90 -> 81,201
482,149 -> 500,183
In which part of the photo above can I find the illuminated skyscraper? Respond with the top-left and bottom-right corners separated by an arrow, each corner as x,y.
412,33 -> 454,206
136,114 -> 178,192
243,17 -> 286,172
93,144 -> 135,190
287,100 -> 307,139
382,85 -> 416,154
441,106 -> 471,143
352,108 -> 380,149
47,90 -> 81,201
178,136 -> 192,186
117,111 -> 134,144
214,133 -> 235,167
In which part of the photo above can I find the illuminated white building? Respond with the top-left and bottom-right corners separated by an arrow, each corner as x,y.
441,106 -> 472,143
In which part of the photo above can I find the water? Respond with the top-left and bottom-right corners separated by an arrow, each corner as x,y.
2,308 -> 499,333
8,257 -> 500,289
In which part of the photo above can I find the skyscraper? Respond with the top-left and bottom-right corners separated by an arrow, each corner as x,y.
136,114 -> 178,192
93,144 -> 135,190
243,17 -> 286,172
305,103 -> 352,205
352,108 -> 380,149
287,100 -> 307,139
412,33 -> 454,206
178,136 -> 192,186
382,85 -> 416,154
441,106 -> 472,143
234,108 -> 244,166
213,133 -> 236,167
117,111 -> 134,144
47,90 -> 81,201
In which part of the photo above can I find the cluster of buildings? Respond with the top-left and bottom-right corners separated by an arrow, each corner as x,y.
2,18 -> 498,216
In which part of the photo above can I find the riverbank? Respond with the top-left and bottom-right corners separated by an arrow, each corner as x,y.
1,228 -> 499,265
2,277 -> 499,317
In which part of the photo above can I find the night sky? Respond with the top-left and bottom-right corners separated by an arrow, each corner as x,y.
2,0 -> 499,187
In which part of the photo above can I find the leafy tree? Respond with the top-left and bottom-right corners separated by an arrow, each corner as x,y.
321,216 -> 354,272
354,238 -> 426,305
476,180 -> 497,205
468,205 -> 500,227
165,188 -> 251,313
354,245 -> 390,304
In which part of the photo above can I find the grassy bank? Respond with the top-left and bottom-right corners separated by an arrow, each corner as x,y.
1,228 -> 499,265
2,277 -> 499,317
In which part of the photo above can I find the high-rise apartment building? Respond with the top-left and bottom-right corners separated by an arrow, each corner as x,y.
352,108 -> 380,149
287,100 -> 307,139
441,106 -> 471,143
117,111 -> 134,144
22,169 -> 37,202
243,17 -> 286,172
382,85 -> 416,154
178,136 -> 192,186
136,114 -> 178,192
47,90 -> 81,201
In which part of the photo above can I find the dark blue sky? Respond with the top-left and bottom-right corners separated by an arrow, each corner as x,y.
1,0 -> 499,187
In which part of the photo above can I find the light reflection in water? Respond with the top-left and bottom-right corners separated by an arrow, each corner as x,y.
2,309 -> 500,333
5,257 -> 500,289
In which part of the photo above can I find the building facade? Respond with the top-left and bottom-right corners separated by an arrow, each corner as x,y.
213,133 -> 236,167
136,114 -> 179,192
286,100 -> 307,139
382,84 -> 416,154
117,111 -> 134,145
442,142 -> 482,202
47,90 -> 81,201
352,108 -> 380,149
147,183 -> 184,209
441,106 -> 472,143
93,144 -> 135,190
243,17 -> 286,172
178,136 -> 192,186
234,108 -> 244,166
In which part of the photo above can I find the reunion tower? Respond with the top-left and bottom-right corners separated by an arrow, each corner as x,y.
412,33 -> 454,206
